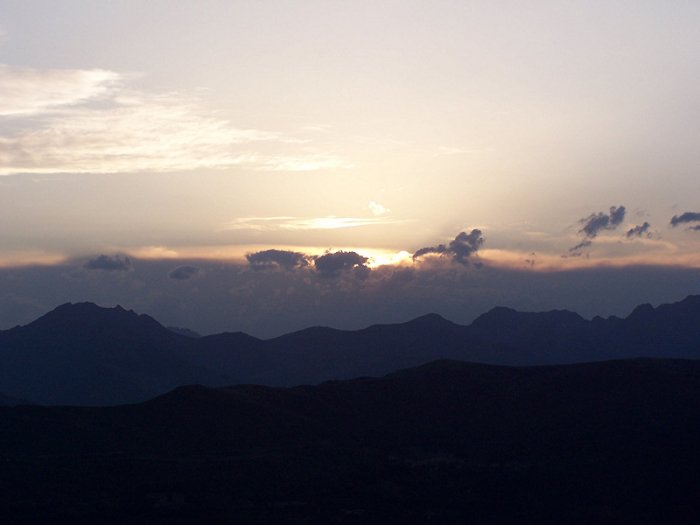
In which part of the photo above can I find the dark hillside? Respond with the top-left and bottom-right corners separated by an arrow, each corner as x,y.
1,359 -> 700,523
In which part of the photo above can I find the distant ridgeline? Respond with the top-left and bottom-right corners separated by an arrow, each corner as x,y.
1,296 -> 700,406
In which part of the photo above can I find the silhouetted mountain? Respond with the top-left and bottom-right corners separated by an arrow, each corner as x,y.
187,293 -> 700,386
0,302 -> 225,405
1,359 -> 700,523
470,294 -> 700,363
2,296 -> 700,405
166,326 -> 201,338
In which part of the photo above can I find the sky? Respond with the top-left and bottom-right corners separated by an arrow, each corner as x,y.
1,1 -> 700,335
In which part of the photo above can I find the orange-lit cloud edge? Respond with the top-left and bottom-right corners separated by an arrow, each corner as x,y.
3,242 -> 700,272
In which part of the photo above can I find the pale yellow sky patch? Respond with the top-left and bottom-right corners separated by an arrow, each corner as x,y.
223,215 -> 407,232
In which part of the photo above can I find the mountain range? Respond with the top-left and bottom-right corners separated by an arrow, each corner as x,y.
2,295 -> 700,405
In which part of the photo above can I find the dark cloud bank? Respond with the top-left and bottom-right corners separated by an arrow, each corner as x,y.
1,256 -> 699,340
245,248 -> 369,278
3,214 -> 698,337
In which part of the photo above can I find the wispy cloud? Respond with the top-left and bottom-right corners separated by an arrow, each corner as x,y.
0,64 -> 120,117
255,154 -> 350,172
224,215 -> 404,231
0,64 -> 346,175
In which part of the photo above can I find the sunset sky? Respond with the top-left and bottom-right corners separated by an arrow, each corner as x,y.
1,1 -> 700,335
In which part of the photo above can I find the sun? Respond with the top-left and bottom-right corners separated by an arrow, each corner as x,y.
361,249 -> 413,268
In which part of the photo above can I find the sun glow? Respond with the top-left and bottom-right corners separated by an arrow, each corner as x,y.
125,244 -> 413,268
362,249 -> 412,268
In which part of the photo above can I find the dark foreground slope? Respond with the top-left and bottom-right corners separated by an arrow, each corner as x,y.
2,359 -> 700,524
0,393 -> 26,406
3,295 -> 700,405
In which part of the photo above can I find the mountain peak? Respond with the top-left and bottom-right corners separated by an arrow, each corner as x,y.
50,301 -> 131,313
471,306 -> 584,331
27,302 -> 162,333
471,306 -> 519,327
628,303 -> 655,319
407,313 -> 454,326
678,294 -> 700,309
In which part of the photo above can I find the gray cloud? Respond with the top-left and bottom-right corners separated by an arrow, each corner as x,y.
567,240 -> 592,257
670,212 -> 700,228
566,205 -> 627,255
168,265 -> 202,280
83,254 -> 132,272
626,222 -> 651,239
246,249 -> 309,271
386,267 -> 415,288
579,206 -> 626,238
313,251 -> 369,278
413,229 -> 484,265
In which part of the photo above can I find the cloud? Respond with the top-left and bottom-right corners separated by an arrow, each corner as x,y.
368,201 -> 390,216
246,249 -> 309,271
413,229 -> 484,265
566,205 -> 627,256
3,257 -> 700,338
385,267 -> 415,288
225,215 -> 402,231
670,212 -> 700,228
579,206 -> 626,238
314,251 -> 369,278
256,155 -> 349,172
0,64 -> 345,175
168,265 -> 202,280
567,240 -> 592,257
626,222 -> 651,239
83,255 -> 132,272
0,64 -> 120,117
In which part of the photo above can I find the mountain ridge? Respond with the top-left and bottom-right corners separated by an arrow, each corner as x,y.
18,295 -> 698,339
1,295 -> 700,405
